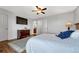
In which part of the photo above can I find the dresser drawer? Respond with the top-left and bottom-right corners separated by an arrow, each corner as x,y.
17,30 -> 30,39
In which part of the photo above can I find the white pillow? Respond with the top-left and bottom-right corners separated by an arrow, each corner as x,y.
70,30 -> 79,39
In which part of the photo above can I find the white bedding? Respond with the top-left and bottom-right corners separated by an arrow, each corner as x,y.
26,34 -> 79,53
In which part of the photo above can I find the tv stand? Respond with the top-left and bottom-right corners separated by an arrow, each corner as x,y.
17,30 -> 30,39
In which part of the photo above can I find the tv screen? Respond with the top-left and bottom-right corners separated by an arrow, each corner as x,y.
16,16 -> 28,25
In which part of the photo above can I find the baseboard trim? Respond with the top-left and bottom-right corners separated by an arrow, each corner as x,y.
0,39 -> 17,43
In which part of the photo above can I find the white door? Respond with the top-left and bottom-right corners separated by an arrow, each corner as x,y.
0,14 -> 8,41
36,20 -> 43,34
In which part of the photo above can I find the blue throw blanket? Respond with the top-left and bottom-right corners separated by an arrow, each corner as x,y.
57,30 -> 74,39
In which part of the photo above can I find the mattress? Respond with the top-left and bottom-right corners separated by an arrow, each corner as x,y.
26,34 -> 79,53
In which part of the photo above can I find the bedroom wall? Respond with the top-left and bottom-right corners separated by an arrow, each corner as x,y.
0,8 -> 33,40
36,12 -> 75,34
0,8 -> 78,40
74,7 -> 79,23
47,12 -> 75,34
8,13 -> 33,40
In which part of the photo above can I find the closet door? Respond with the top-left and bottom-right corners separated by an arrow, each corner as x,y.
36,20 -> 43,34
0,14 -> 8,41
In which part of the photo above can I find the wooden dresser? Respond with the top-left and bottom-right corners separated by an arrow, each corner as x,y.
17,30 -> 30,39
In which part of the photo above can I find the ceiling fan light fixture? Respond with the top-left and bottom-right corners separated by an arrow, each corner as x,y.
37,10 -> 41,13
32,6 -> 47,15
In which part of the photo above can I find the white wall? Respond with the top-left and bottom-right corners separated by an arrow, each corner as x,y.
74,7 -> 79,23
36,12 -> 75,34
47,12 -> 75,34
0,8 -> 33,40
8,14 -> 17,40
8,13 -> 33,40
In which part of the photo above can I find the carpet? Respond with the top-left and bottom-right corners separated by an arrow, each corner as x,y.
8,37 -> 30,53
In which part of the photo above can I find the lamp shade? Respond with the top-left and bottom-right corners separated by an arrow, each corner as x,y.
65,22 -> 72,27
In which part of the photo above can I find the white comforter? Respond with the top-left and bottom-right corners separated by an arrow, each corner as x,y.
26,34 -> 79,53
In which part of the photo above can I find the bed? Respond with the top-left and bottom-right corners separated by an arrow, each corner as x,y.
26,33 -> 79,53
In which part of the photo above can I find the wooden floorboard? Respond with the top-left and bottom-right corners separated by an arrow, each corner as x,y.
0,40 -> 26,53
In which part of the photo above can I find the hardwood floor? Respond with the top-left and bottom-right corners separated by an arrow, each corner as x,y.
0,40 -> 16,53
0,40 -> 26,53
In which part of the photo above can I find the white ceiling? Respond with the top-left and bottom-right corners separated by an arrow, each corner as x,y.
0,6 -> 77,20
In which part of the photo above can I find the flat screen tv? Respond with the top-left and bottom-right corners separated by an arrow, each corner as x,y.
16,16 -> 28,25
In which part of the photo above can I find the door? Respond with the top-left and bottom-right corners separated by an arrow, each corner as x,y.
0,14 -> 8,41
36,20 -> 43,34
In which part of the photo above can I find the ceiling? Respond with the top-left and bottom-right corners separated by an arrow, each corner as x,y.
0,6 -> 77,20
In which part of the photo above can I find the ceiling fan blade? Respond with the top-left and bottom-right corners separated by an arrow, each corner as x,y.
36,6 -> 41,10
37,13 -> 39,15
32,10 -> 37,12
41,12 -> 45,14
36,6 -> 39,9
42,8 -> 47,10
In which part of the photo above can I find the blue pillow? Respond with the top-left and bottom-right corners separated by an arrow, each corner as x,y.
57,30 -> 74,39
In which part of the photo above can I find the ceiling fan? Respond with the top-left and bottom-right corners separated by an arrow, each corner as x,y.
32,6 -> 47,15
